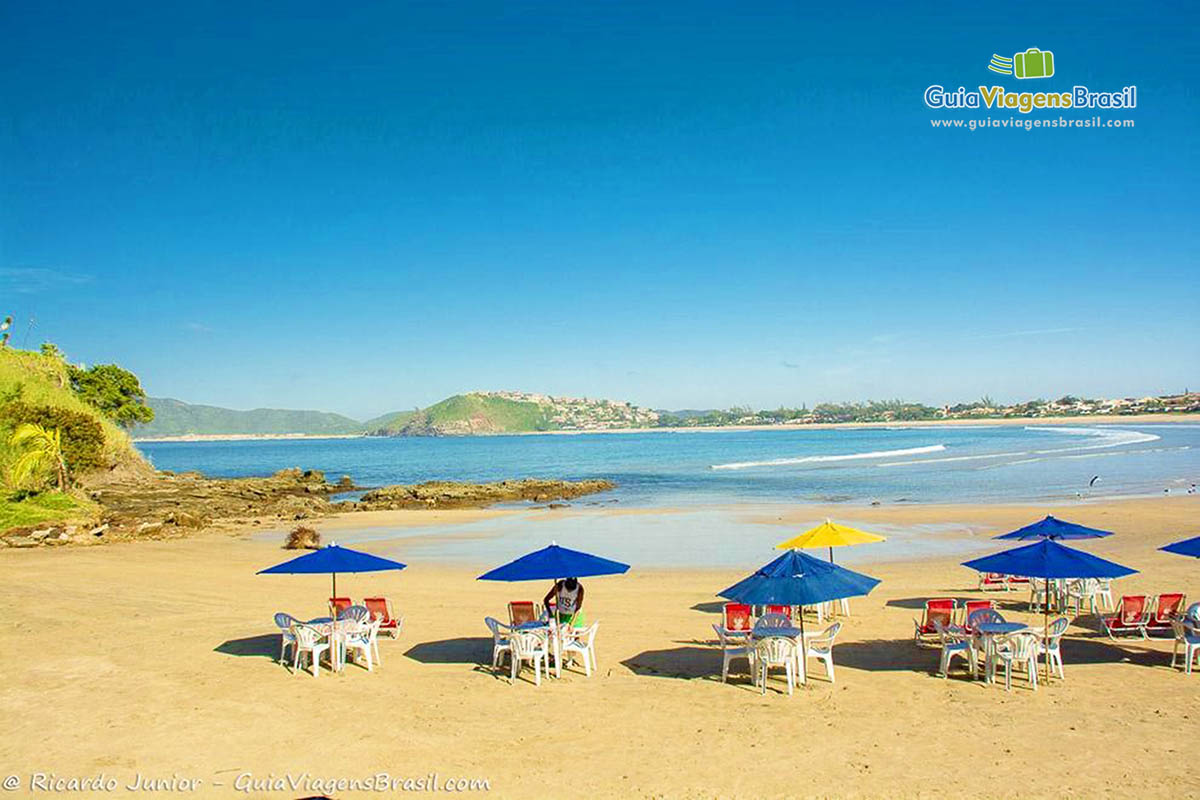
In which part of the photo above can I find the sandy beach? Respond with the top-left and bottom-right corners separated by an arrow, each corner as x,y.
2,495 -> 1197,798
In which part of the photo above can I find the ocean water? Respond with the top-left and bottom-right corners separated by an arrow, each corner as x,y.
137,422 -> 1200,508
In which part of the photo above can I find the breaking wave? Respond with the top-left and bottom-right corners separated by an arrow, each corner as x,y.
710,444 -> 946,471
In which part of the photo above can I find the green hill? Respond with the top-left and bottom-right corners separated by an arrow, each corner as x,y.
136,398 -> 363,438
360,409 -> 417,432
0,347 -> 148,529
367,391 -> 658,435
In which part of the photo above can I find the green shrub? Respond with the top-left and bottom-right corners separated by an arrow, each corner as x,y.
0,401 -> 106,475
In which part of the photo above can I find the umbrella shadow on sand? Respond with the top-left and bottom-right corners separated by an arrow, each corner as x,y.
404,637 -> 493,666
621,644 -> 722,681
215,634 -> 281,659
690,601 -> 726,614
833,639 -> 936,673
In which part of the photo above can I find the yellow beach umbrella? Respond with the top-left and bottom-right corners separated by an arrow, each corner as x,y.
775,519 -> 886,563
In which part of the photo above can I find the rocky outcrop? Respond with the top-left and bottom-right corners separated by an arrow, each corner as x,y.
351,478 -> 615,510
3,471 -> 616,547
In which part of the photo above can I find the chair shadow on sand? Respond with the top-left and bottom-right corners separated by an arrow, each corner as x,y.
214,634 -> 281,659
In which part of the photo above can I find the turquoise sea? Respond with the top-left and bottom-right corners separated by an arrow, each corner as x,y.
136,422 -> 1199,507
136,423 -> 1198,566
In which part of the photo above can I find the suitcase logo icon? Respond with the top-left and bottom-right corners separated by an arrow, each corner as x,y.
987,48 -> 1055,79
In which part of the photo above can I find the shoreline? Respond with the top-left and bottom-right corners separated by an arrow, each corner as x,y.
132,412 -> 1197,443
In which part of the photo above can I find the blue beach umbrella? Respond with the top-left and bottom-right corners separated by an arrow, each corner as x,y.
719,550 -> 881,608
1160,535 -> 1200,559
994,515 -> 1114,541
719,550 -> 880,677
962,538 -> 1136,581
476,543 -> 630,582
258,543 -> 408,608
963,538 -> 1136,680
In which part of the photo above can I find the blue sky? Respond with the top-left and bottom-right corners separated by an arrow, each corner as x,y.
2,2 -> 1196,419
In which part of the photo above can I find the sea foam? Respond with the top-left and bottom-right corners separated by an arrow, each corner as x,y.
710,444 -> 946,470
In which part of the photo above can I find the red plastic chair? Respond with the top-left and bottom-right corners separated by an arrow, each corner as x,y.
1144,593 -> 1186,636
363,596 -> 402,638
765,604 -> 792,620
961,600 -> 995,633
723,603 -> 752,633
329,597 -> 352,616
979,573 -> 1009,592
508,601 -> 537,626
914,598 -> 956,646
1101,595 -> 1150,640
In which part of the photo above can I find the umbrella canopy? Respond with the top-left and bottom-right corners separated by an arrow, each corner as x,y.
258,543 -> 407,609
962,538 -> 1135,580
775,519 -> 886,551
994,515 -> 1113,541
719,550 -> 881,607
1160,535 -> 1200,559
258,544 -> 408,575
477,543 -> 630,582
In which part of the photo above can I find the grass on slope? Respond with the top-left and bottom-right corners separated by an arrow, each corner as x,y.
420,394 -> 554,432
0,348 -> 146,473
0,491 -> 96,531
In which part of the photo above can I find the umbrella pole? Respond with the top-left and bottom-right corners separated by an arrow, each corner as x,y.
1044,577 -> 1050,683
799,608 -> 807,685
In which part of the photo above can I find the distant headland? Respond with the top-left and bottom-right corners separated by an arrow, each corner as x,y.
133,389 -> 1200,440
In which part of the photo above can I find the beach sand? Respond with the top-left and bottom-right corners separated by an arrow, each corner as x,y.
2,496 -> 1198,798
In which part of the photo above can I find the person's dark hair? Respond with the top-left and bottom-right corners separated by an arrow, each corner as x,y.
564,577 -> 578,591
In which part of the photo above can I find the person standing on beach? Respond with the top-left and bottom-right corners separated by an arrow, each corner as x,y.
544,577 -> 585,626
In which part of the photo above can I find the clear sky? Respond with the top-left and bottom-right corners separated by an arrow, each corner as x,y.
2,2 -> 1196,419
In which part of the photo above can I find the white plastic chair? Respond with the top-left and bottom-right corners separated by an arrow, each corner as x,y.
754,636 -> 798,695
274,612 -> 298,665
509,630 -> 549,686
290,623 -> 330,677
343,618 -> 381,671
560,621 -> 599,676
484,617 -> 513,670
752,612 -> 792,634
805,622 -> 842,683
1171,618 -> 1200,674
713,624 -> 753,683
990,631 -> 1039,691
933,620 -> 975,679
338,604 -> 370,623
1036,617 -> 1069,679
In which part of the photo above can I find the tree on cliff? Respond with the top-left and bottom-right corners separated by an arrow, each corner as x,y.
67,363 -> 155,428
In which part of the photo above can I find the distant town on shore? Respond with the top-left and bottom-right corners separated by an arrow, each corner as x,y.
135,389 -> 1200,439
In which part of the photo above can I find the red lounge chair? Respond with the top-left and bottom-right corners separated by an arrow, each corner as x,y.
1101,595 -> 1150,640
330,597 -> 352,616
363,596 -> 402,638
961,600 -> 995,633
979,573 -> 1009,592
1144,593 -> 1186,637
724,603 -> 752,633
765,604 -> 792,619
1007,574 -> 1031,588
508,601 -> 537,626
914,598 -> 957,646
